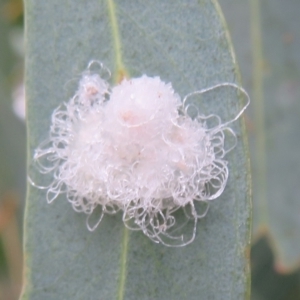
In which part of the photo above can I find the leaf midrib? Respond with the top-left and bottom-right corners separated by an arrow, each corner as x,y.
106,1 -> 129,299
107,0 -> 127,82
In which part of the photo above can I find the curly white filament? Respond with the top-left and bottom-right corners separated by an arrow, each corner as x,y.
31,61 -> 250,247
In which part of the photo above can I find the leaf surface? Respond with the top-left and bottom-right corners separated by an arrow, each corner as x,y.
220,0 -> 300,272
22,0 -> 251,299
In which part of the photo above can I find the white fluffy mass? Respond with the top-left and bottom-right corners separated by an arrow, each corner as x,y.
32,62 -> 249,246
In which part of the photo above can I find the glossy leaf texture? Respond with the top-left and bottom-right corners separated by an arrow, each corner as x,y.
220,0 -> 300,272
22,0 -> 251,299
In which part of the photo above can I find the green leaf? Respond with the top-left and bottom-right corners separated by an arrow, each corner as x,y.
220,0 -> 300,272
22,0 -> 251,299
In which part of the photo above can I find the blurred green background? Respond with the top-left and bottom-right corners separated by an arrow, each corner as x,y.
219,0 -> 300,298
0,0 -> 25,299
0,0 -> 300,299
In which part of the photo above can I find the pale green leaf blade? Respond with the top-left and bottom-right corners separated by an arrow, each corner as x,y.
22,0 -> 251,299
220,0 -> 300,272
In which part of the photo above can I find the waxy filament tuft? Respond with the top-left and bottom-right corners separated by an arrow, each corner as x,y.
31,61 -> 249,247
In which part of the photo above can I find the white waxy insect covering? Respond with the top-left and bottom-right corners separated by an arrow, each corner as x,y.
31,61 -> 249,246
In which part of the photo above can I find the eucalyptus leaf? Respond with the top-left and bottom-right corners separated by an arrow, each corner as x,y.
22,0 -> 251,299
220,0 -> 300,272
